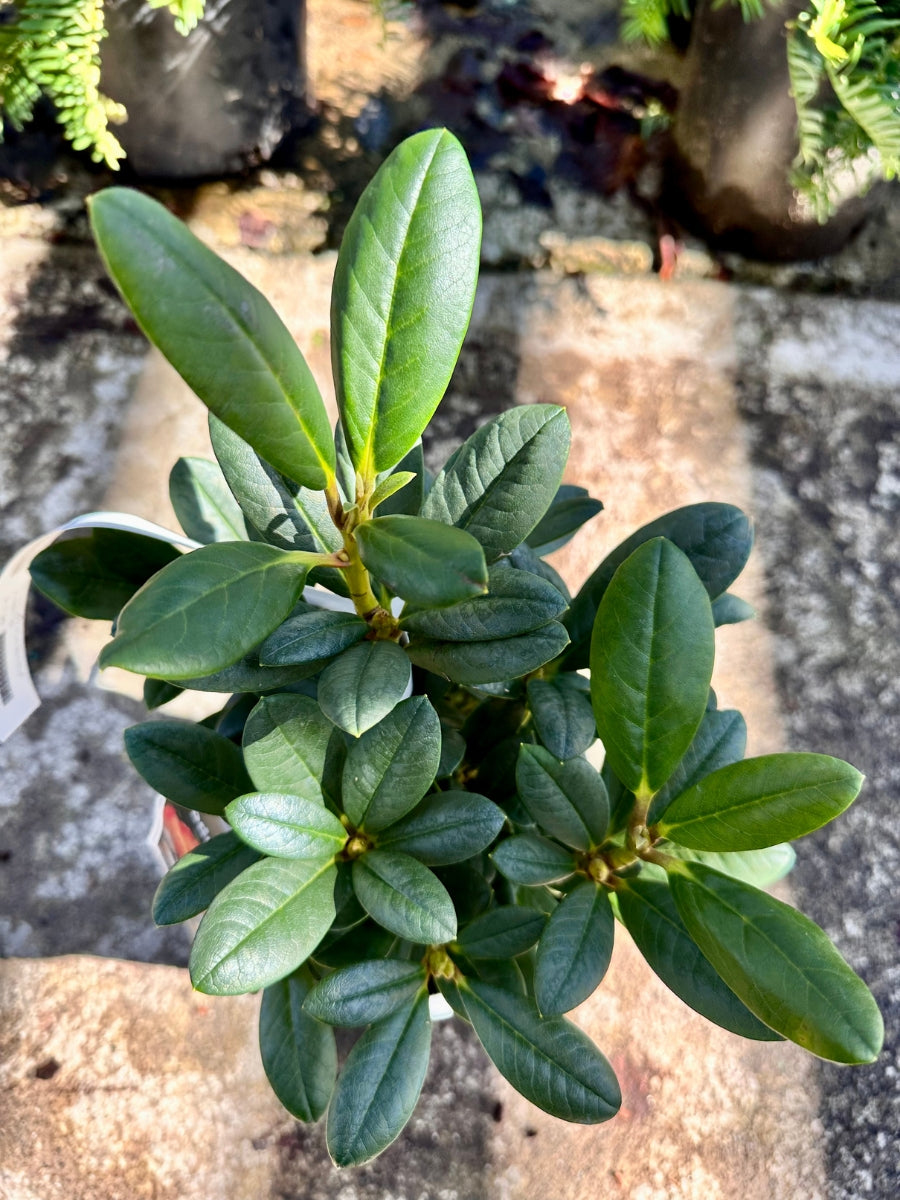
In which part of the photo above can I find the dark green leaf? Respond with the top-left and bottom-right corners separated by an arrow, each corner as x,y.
331,128 -> 481,476
516,745 -> 608,850
711,593 -> 755,626
89,188 -> 335,489
317,641 -> 412,737
421,406 -> 571,562
303,959 -> 427,1026
455,905 -> 546,959
492,835 -> 577,886
660,843 -> 796,888
173,650 -> 318,695
169,456 -> 247,544
668,861 -> 884,1063
312,920 -> 399,970
143,679 -> 183,710
401,563 -> 567,640
152,831 -> 261,925
357,516 -> 488,608
190,857 -> 337,995
535,880 -> 614,1015
434,861 -> 493,926
260,966 -> 337,1122
125,720 -> 254,815
648,708 -> 747,825
437,725 -> 466,778
259,608 -> 367,667
375,790 -> 505,865
525,485 -> 604,556
590,538 -> 715,797
242,694 -> 336,801
326,990 -> 432,1166
508,543 -> 570,600
351,850 -> 457,944
407,622 -> 570,686
461,978 -> 621,1122
527,675 -> 596,761
226,792 -> 347,859
657,754 -> 864,851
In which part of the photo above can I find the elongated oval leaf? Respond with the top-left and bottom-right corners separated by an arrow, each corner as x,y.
516,745 -> 608,850
152,831 -> 261,925
492,835 -> 577,886
657,754 -> 864,851
374,790 -> 505,865
648,707 -> 747,825
260,966 -> 337,1122
660,842 -> 796,889
455,906 -> 547,959
190,857 -> 337,995
226,792 -> 348,859
352,850 -> 457,944
525,484 -> 604,556
356,515 -> 488,607
317,641 -> 412,737
461,978 -> 621,1123
590,538 -> 715,797
711,593 -> 755,626
169,456 -> 248,544
402,564 -> 567,641
375,442 -> 426,518
535,880 -> 614,1015
407,622 -> 570,686
259,608 -> 367,667
242,694 -> 337,801
668,861 -> 883,1063
303,959 -> 427,1026
526,674 -> 596,761
326,991 -> 433,1167
422,406 -> 571,562
331,129 -> 481,477
125,720 -> 254,815
89,188 -> 334,488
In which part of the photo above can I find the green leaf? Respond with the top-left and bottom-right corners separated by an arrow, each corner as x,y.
421,406 -> 571,562
401,563 -> 567,640
615,873 -> 782,1041
534,880 -> 614,1015
260,966 -> 337,1122
169,456 -> 247,543
525,485 -> 604,556
668,861 -> 884,1063
226,792 -> 348,859
325,991 -> 432,1166
89,188 -> 335,489
526,675 -> 596,761
242,694 -> 337,802
172,650 -> 318,695
461,978 -> 621,1122
143,679 -> 183,710
437,725 -> 466,778
331,129 -> 481,478
657,754 -> 864,851
351,850 -> 457,944
30,529 -> 181,620
407,622 -> 570,686
648,708 -> 747,825
356,516 -> 488,608
370,471 -> 416,512
711,593 -> 755,626
341,696 -> 441,831
99,542 -> 313,680
124,720 -> 254,815
152,831 -> 261,925
312,921 -> 399,971
455,906 -> 547,959
565,503 -> 753,668
516,745 -> 608,850
190,856 -> 337,996
661,843 -> 796,889
303,959 -> 427,1026
259,608 -> 368,667
317,641 -> 412,737
375,442 -> 426,517
374,790 -> 505,865
492,835 -> 577,886
590,538 -> 715,797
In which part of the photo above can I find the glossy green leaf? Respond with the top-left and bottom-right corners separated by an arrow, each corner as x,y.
516,745 -> 608,850
615,873 -> 782,1040
173,651 -> 318,695
351,850 -> 457,944
260,966 -> 337,1122
566,503 -> 753,668
99,542 -> 314,679
508,542 -> 570,600
590,538 -> 715,797
326,990 -> 432,1167
657,754 -> 864,851
668,861 -> 884,1063
492,835 -> 577,886
437,725 -> 466,778
461,978 -> 621,1123
455,905 -> 546,959
317,641 -> 412,737
341,696 -> 441,831
152,831 -> 261,925
370,471 -> 416,512
401,563 -> 567,641
124,720 -> 254,815
407,622 -> 570,686
190,856 -> 337,995
374,790 -> 505,865
89,188 -> 335,488
526,675 -> 596,761
226,792 -> 347,859
331,128 -> 481,477
711,593 -> 755,626
242,694 -> 336,801
356,516 -> 488,608
525,484 -> 604,556
648,708 -> 747,825
375,442 -> 426,517
259,608 -> 367,667
303,959 -> 427,1026
169,456 -> 248,543
535,880 -> 614,1015
30,529 -> 181,620
661,843 -> 796,888
422,406 -> 571,562
143,679 -> 183,710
